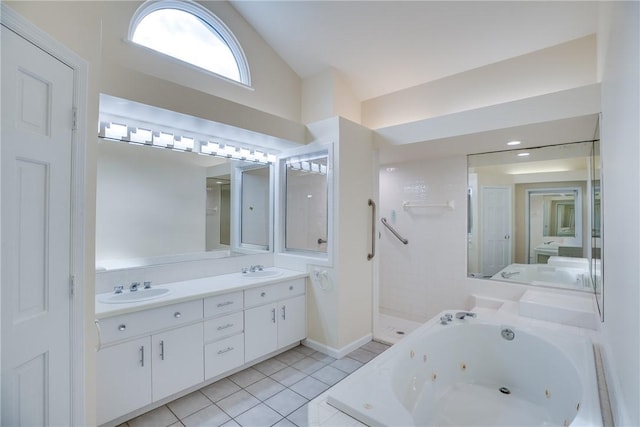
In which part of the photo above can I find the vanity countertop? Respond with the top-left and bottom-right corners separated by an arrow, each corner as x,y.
95,267 -> 308,319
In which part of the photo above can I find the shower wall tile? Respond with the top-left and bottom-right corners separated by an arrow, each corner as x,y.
379,156 -> 469,321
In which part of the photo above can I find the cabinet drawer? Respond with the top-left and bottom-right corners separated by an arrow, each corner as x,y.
204,291 -> 243,318
99,300 -> 203,345
204,333 -> 244,380
204,311 -> 243,343
244,279 -> 306,308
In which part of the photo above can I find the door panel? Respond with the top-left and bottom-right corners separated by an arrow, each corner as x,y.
1,26 -> 74,426
481,186 -> 512,276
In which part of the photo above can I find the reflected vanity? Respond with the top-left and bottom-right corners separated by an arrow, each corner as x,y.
467,141 -> 603,302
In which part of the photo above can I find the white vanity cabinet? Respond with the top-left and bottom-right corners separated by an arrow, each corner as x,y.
96,300 -> 203,425
244,279 -> 306,362
96,272 -> 307,426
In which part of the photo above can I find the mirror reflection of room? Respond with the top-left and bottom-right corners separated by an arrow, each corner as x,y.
96,139 -> 272,269
284,154 -> 329,254
467,141 -> 599,292
205,175 -> 230,251
240,166 -> 270,249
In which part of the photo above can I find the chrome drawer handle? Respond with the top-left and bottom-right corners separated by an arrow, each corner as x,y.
118,324 -> 126,331
217,301 -> 234,308
140,346 -> 145,367
160,340 -> 165,360
217,323 -> 234,331
174,312 -> 181,318
271,308 -> 276,323
217,346 -> 234,355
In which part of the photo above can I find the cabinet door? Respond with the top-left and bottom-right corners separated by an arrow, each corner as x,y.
244,303 -> 278,362
97,337 -> 151,425
152,323 -> 204,401
278,295 -> 306,348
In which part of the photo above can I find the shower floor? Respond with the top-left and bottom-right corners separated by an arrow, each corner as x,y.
374,313 -> 422,344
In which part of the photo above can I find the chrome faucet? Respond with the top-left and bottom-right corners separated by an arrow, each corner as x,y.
440,313 -> 453,325
455,311 -> 477,320
500,271 -> 520,279
113,285 -> 124,294
130,282 -> 140,292
242,265 -> 265,274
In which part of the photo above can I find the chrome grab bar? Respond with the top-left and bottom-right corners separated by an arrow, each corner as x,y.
367,199 -> 376,260
381,217 -> 409,245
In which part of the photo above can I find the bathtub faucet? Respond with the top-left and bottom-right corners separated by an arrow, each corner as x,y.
455,311 -> 477,320
440,313 -> 453,325
500,271 -> 520,279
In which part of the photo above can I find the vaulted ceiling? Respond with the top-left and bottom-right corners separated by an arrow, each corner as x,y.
229,1 -> 598,101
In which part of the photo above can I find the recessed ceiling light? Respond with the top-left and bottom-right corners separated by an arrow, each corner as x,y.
507,140 -> 521,146
517,152 -> 530,157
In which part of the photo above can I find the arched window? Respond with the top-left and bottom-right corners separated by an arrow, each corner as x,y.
129,0 -> 250,85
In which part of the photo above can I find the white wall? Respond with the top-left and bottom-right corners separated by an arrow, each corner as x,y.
598,2 -> 640,425
301,68 -> 361,125
100,1 -> 302,123
362,35 -> 597,129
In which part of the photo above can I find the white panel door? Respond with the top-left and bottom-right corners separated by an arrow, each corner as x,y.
1,26 -> 74,426
481,186 -> 512,276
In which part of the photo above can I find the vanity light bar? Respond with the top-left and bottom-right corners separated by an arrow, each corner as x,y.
99,121 -> 276,163
199,141 -> 277,164
286,160 -> 327,175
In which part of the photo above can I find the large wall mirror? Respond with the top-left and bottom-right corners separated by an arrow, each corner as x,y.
467,141 -> 602,294
279,147 -> 331,257
96,140 -> 273,270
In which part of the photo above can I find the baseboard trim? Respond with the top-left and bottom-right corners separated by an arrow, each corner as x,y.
303,333 -> 372,359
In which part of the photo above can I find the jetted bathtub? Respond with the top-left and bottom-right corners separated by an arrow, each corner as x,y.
326,311 -> 601,426
492,263 -> 591,291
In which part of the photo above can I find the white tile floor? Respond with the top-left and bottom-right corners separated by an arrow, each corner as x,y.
118,341 -> 390,427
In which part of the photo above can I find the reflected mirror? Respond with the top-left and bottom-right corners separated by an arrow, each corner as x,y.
284,153 -> 329,254
239,166 -> 270,249
96,140 -> 272,270
467,141 -> 598,292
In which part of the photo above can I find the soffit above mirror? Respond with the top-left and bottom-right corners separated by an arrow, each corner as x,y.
99,93 -> 301,156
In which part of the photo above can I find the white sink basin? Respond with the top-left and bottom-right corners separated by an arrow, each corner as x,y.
99,288 -> 171,304
241,269 -> 283,279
